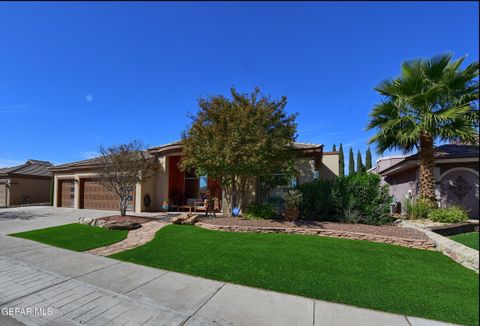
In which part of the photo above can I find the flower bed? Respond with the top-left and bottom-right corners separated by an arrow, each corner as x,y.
197,217 -> 435,250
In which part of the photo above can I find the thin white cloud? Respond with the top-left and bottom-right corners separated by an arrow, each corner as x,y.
0,105 -> 29,114
77,151 -> 99,159
85,94 -> 93,102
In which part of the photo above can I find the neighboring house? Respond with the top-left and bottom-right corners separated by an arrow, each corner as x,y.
0,160 -> 53,207
370,144 -> 479,219
50,141 -> 340,214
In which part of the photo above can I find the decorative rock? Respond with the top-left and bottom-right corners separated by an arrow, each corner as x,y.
78,217 -> 94,225
92,219 -> 106,227
195,222 -> 436,251
104,222 -> 142,230
400,220 -> 479,273
172,213 -> 199,225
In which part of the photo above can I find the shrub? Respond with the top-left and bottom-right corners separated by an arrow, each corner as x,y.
428,206 -> 469,223
331,174 -> 394,225
297,179 -> 335,219
285,189 -> 303,209
244,202 -> 276,219
403,198 -> 431,220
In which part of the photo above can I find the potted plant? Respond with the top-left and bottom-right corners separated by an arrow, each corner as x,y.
285,189 -> 302,221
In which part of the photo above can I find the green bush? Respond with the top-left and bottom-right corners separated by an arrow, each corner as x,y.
297,174 -> 393,225
297,179 -> 335,219
244,202 -> 276,219
403,198 -> 431,220
331,174 -> 393,225
428,206 -> 469,223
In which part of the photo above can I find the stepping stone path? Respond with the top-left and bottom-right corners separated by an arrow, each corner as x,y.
89,221 -> 168,256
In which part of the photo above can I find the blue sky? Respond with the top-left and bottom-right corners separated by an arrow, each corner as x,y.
0,1 -> 478,167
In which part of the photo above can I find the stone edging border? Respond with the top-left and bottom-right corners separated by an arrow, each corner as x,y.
399,221 -> 479,273
195,222 -> 436,250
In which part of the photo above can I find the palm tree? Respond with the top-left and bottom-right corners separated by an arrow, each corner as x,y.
367,53 -> 479,204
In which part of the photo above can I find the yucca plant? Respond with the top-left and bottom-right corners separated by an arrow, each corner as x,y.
367,54 -> 479,205
403,198 -> 431,220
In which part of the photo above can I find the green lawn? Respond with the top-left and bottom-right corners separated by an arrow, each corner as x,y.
111,225 -> 479,325
10,223 -> 128,252
450,232 -> 479,251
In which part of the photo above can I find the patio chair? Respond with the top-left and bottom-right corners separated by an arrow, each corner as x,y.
194,199 -> 208,212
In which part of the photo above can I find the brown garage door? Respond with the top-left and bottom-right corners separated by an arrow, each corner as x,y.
80,179 -> 135,211
59,179 -> 74,208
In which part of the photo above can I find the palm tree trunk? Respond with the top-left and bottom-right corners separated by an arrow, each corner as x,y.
418,133 -> 436,205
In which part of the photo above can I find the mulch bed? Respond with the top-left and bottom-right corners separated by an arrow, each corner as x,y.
96,215 -> 155,225
199,217 -> 428,240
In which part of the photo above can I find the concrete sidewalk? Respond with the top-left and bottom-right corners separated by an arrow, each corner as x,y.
0,235 -> 455,326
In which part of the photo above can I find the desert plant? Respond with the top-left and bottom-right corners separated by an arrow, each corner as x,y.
244,202 -> 276,219
428,206 -> 469,223
285,189 -> 302,209
285,189 -> 303,221
403,198 -> 431,220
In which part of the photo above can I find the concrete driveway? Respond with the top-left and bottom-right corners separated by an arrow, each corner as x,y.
0,206 -> 120,234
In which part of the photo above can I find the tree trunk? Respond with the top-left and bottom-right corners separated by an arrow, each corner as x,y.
119,197 -> 128,216
418,133 -> 437,206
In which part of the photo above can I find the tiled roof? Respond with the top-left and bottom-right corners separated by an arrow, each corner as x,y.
0,160 -> 53,177
292,142 -> 324,150
148,141 -> 323,152
50,152 -> 154,171
405,144 -> 479,160
52,140 -> 325,172
379,144 -> 479,175
50,157 -> 104,171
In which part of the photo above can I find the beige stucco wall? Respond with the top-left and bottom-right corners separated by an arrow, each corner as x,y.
318,153 -> 340,180
150,156 -> 169,211
8,177 -> 51,205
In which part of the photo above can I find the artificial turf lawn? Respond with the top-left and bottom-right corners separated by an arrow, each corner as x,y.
450,232 -> 479,251
10,223 -> 128,252
110,225 -> 479,325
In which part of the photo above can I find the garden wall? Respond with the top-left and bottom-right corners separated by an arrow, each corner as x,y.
196,222 -> 436,250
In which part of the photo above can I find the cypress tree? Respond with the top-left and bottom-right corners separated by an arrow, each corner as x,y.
339,143 -> 345,177
332,144 -> 336,151
365,147 -> 372,171
356,150 -> 364,174
348,148 -> 355,176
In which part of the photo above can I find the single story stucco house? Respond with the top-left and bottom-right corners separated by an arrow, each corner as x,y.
50,141 -> 340,215
0,160 -> 53,207
369,144 -> 479,219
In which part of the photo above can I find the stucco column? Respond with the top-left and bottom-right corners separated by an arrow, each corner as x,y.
74,176 -> 81,209
53,176 -> 58,207
135,183 -> 142,213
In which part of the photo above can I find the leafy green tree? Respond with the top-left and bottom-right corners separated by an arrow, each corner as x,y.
332,144 -> 336,151
367,54 -> 479,204
356,150 -> 364,174
181,87 -> 298,215
365,147 -> 372,171
348,148 -> 355,176
339,143 -> 345,177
